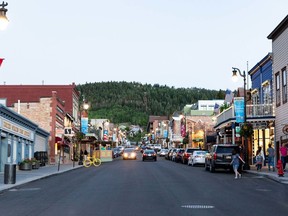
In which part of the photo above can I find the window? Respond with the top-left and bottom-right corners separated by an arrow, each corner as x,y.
275,72 -> 281,107
282,67 -> 287,104
262,83 -> 271,104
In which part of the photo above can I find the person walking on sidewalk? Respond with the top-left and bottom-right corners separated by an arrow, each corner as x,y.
255,150 -> 264,171
267,144 -> 275,171
279,143 -> 288,171
230,149 -> 245,179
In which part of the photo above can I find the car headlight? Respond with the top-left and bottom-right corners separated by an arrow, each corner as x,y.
124,153 -> 128,157
131,152 -> 136,157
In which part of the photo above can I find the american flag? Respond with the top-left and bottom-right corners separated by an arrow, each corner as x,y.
224,89 -> 234,104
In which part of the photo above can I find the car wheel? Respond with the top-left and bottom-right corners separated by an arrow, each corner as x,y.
205,162 -> 209,171
209,162 -> 215,173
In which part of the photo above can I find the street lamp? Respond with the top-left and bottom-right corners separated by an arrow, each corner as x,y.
0,2 -> 9,30
76,101 -> 90,166
232,67 -> 250,170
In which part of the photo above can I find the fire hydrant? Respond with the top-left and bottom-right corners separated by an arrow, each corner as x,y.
276,159 -> 284,177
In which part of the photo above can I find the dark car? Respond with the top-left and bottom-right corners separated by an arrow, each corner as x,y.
205,144 -> 240,172
182,148 -> 201,164
174,149 -> 185,163
142,149 -> 157,161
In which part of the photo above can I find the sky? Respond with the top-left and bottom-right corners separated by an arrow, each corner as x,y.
0,0 -> 287,91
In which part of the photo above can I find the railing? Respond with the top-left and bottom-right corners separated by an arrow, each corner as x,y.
215,104 -> 274,127
246,104 -> 274,117
216,106 -> 234,126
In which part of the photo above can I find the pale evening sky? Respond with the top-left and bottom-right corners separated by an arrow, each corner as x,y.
0,0 -> 287,91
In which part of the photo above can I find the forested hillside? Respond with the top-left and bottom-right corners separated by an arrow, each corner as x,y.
77,82 -> 225,127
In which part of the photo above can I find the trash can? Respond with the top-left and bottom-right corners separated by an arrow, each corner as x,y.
4,164 -> 16,184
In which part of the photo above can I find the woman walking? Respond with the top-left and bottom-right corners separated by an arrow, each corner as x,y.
230,149 -> 245,179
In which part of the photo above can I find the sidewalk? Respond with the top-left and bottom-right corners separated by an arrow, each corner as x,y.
0,162 -> 83,192
244,165 -> 288,184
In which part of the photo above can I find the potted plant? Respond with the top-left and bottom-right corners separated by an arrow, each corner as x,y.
19,158 -> 32,170
31,158 -> 40,169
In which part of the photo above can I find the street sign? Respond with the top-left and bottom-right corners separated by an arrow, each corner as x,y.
64,127 -> 72,135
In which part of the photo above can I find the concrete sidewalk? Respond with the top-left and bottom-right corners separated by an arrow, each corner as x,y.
0,162 -> 83,192
244,165 -> 288,184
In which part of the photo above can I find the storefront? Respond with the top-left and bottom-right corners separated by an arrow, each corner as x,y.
0,104 -> 49,171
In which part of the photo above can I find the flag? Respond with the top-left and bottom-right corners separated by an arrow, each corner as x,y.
214,103 -> 220,114
0,58 -> 4,67
224,89 -> 234,104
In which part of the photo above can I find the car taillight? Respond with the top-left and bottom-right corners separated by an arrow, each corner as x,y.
213,153 -> 217,160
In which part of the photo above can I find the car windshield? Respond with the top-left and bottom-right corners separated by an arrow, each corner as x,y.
124,149 -> 134,152
186,149 -> 197,153
144,150 -> 154,154
195,151 -> 207,155
217,147 -> 238,153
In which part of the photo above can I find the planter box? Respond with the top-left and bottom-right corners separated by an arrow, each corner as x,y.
32,161 -> 40,169
19,163 -> 32,171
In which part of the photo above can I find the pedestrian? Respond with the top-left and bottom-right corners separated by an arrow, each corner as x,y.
255,150 -> 263,171
267,144 -> 275,171
230,149 -> 245,179
279,143 -> 288,171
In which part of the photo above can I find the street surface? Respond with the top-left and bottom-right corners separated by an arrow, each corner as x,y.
0,152 -> 287,216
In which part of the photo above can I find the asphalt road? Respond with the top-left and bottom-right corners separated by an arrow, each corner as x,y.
0,152 -> 288,216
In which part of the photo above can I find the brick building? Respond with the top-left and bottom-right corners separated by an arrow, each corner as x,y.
0,83 -> 80,164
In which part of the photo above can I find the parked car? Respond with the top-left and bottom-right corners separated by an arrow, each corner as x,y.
205,144 -> 240,172
154,144 -> 162,152
112,147 -> 121,158
123,148 -> 137,160
165,149 -> 173,160
188,150 -> 208,166
174,149 -> 185,163
171,148 -> 178,161
142,149 -> 157,161
182,148 -> 201,164
158,149 -> 169,157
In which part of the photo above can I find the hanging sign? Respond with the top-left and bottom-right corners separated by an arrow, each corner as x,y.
234,97 -> 244,123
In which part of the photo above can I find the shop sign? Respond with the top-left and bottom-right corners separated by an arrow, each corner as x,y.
283,125 -> 288,135
1,118 -> 33,140
252,122 -> 267,129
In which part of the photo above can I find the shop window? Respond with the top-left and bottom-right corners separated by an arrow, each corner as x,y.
275,72 -> 281,107
282,67 -> 287,104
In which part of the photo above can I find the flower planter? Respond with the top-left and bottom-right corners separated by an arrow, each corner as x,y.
19,163 -> 32,171
32,161 -> 40,169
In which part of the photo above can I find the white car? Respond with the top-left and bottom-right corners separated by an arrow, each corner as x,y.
188,150 -> 208,166
158,149 -> 169,157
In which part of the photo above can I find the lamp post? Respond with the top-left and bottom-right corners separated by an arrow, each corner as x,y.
232,67 -> 250,170
0,2 -> 8,30
77,101 -> 89,166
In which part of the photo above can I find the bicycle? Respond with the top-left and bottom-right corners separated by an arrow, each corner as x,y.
83,156 -> 101,167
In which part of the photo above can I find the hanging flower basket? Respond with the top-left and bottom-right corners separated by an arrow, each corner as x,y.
239,123 -> 254,137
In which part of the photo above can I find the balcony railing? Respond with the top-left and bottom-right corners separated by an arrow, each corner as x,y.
215,104 -> 274,127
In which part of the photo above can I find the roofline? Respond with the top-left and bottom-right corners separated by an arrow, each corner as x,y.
267,15 -> 288,40
248,53 -> 272,75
